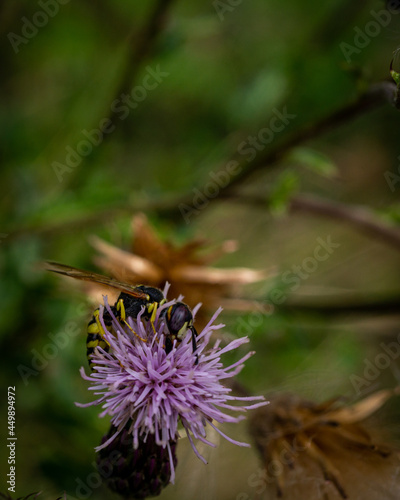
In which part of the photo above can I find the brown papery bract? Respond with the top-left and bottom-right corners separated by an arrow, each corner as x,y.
249,389 -> 400,500
88,213 -> 268,329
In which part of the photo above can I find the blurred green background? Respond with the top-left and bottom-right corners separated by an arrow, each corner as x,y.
1,0 -> 400,498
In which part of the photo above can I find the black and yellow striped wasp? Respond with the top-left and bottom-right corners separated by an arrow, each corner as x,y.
46,262 -> 198,369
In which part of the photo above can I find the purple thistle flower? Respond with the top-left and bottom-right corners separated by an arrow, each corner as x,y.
76,287 -> 267,484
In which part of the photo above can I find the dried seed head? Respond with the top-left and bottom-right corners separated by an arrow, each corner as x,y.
89,213 -> 267,329
249,390 -> 400,500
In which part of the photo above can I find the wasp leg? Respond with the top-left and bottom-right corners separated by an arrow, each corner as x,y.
146,302 -> 160,335
145,301 -> 165,342
116,299 -> 147,342
165,335 -> 173,354
191,326 -> 199,365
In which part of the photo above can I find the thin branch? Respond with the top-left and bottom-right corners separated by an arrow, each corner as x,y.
5,196 -> 183,242
59,0 -> 176,192
7,192 -> 400,254
289,195 -> 400,251
311,0 -> 370,49
6,83 -> 397,242
106,0 -> 175,130
275,295 -> 400,317
219,81 -> 396,197
221,192 -> 400,253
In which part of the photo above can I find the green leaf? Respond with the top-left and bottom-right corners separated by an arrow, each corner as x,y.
378,204 -> 400,225
288,147 -> 338,178
390,56 -> 400,86
268,170 -> 300,215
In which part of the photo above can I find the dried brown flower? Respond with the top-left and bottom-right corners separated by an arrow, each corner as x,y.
249,389 -> 400,500
89,213 -> 267,328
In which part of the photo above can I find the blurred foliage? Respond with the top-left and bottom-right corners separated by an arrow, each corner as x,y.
1,0 -> 400,499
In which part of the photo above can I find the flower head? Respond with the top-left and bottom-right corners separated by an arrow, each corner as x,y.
77,286 -> 267,485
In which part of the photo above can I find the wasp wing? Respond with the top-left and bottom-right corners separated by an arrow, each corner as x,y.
45,261 -> 149,299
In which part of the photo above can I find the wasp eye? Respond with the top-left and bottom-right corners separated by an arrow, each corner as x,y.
167,303 -> 193,337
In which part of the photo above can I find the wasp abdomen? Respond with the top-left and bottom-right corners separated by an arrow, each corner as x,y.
86,306 -> 116,369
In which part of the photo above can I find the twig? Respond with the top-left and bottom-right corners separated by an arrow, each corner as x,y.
311,0 -> 370,48
106,0 -> 175,130
6,83 -> 397,242
289,195 -> 400,251
275,295 -> 400,317
58,0 -> 176,192
7,192 -> 400,255
219,81 -> 396,197
5,196 -> 184,242
221,192 -> 400,253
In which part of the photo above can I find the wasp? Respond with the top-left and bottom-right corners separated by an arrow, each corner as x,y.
45,262 -> 198,369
